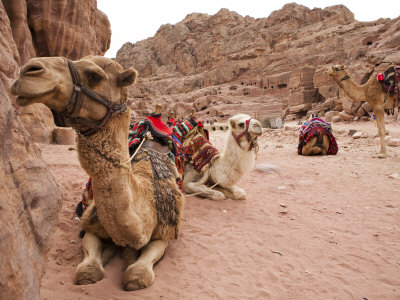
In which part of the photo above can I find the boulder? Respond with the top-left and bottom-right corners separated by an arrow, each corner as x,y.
339,111 -> 354,121
0,3 -> 62,299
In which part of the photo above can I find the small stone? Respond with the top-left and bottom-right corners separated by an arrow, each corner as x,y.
70,240 -> 77,244
388,173 -> 400,179
275,144 -> 283,148
348,129 -> 357,136
352,132 -> 362,139
279,203 -> 287,208
255,163 -> 280,174
280,210 -> 288,215
387,138 -> 400,147
60,281 -> 64,285
222,209 -> 227,213
336,209 -> 343,214
277,185 -> 286,190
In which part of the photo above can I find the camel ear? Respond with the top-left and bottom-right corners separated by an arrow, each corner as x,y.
117,68 -> 138,87
340,65 -> 345,70
229,118 -> 236,129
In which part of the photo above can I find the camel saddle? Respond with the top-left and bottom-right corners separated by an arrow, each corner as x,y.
377,65 -> 400,114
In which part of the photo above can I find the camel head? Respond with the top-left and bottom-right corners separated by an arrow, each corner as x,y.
10,56 -> 138,135
229,114 -> 262,151
324,64 -> 349,79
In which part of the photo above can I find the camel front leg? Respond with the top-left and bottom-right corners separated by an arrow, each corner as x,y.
374,108 -> 387,158
217,184 -> 246,200
185,181 -> 225,200
123,239 -> 167,291
75,232 -> 105,285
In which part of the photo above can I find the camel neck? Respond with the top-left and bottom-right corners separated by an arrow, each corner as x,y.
76,110 -> 131,177
335,75 -> 367,102
221,133 -> 255,175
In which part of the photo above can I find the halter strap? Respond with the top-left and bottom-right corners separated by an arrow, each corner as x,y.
51,59 -> 127,136
231,118 -> 255,151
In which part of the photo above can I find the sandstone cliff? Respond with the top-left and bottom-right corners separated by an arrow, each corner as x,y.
0,0 -> 110,299
116,4 -> 400,122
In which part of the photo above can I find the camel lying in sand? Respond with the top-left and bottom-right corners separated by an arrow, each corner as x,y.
325,64 -> 399,158
11,56 -> 184,290
175,113 -> 262,200
298,117 -> 338,156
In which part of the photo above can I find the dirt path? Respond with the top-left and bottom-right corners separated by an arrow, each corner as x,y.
39,120 -> 400,299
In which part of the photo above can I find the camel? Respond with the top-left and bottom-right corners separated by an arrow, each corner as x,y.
301,134 -> 330,155
179,113 -> 262,200
325,64 -> 398,158
10,55 -> 184,290
298,117 -> 338,156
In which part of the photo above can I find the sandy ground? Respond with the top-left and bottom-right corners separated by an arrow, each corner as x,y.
38,119 -> 400,300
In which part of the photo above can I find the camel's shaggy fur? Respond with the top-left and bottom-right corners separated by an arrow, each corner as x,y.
11,56 -> 184,290
325,64 -> 398,158
182,114 -> 262,200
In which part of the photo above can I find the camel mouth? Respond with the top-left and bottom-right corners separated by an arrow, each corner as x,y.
16,96 -> 37,106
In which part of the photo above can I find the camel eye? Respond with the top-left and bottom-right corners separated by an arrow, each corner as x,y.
239,122 -> 244,128
84,69 -> 104,85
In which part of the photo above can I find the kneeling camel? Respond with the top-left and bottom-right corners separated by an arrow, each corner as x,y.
11,56 -> 184,290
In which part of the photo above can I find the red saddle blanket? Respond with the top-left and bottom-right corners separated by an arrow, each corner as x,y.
183,135 -> 220,174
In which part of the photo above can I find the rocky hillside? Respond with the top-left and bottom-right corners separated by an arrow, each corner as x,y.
116,3 -> 400,123
0,1 -> 110,299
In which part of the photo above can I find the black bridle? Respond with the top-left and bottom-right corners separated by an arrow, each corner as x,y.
51,59 -> 127,136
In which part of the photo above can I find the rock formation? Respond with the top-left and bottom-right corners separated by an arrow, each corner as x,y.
0,0 -> 110,299
8,0 -> 112,143
116,4 -> 400,123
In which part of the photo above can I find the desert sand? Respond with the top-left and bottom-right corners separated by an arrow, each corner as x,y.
39,120 -> 400,300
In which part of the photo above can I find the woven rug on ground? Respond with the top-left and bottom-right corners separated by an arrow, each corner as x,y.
298,117 -> 338,155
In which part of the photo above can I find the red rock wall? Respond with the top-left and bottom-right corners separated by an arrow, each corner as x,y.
0,0 -> 110,298
116,4 -> 400,121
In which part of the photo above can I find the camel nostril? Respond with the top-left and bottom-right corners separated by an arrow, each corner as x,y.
21,65 -> 44,75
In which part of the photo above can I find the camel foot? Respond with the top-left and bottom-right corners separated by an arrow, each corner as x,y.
371,152 -> 387,159
75,258 -> 104,285
231,186 -> 246,200
209,190 -> 225,201
123,262 -> 155,291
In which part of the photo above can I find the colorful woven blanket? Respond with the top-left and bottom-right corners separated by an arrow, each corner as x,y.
377,65 -> 400,114
298,117 -> 338,155
173,117 -> 209,141
183,135 -> 220,174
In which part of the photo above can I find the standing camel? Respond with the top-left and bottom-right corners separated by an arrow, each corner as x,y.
325,65 -> 397,158
11,56 -> 184,290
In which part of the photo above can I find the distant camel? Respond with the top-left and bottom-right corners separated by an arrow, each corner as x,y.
325,65 -> 398,158
298,117 -> 337,156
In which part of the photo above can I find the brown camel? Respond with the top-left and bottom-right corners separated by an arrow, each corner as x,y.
325,64 -> 396,158
10,56 -> 184,290
301,135 -> 330,155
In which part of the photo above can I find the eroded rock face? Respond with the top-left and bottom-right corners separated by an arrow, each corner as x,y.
5,0 -> 111,143
0,0 -> 109,298
26,0 -> 111,59
116,4 -> 399,122
0,2 -> 62,299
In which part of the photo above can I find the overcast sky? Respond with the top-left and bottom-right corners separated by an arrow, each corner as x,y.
97,0 -> 400,58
